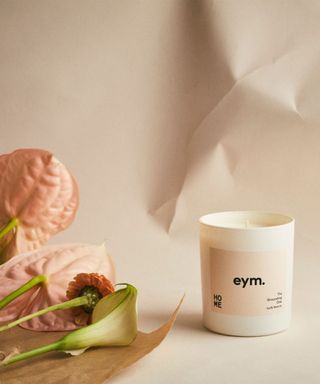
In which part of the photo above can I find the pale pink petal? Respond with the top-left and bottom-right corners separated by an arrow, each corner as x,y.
0,243 -> 115,331
0,149 -> 79,262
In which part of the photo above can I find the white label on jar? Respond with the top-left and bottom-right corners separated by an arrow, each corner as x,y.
210,248 -> 289,316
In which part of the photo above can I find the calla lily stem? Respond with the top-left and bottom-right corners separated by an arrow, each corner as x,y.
0,275 -> 47,310
0,296 -> 89,332
3,341 -> 62,365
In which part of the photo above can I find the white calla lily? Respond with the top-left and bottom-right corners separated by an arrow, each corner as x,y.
1,284 -> 138,366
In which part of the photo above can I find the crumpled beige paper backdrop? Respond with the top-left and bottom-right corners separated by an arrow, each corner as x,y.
1,1 -> 319,239
0,1 -> 320,383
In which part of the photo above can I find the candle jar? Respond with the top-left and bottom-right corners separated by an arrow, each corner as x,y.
199,211 -> 294,336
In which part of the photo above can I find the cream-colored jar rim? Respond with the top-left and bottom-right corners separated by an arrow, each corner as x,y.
199,211 -> 294,230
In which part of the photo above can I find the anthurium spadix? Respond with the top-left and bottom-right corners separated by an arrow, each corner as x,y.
1,284 -> 138,366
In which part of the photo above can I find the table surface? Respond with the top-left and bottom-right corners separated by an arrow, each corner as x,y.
109,233 -> 320,384
1,230 -> 319,384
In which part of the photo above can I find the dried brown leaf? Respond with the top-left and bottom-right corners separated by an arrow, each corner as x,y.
0,297 -> 183,384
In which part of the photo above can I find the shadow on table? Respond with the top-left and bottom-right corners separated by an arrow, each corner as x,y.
139,310 -> 209,334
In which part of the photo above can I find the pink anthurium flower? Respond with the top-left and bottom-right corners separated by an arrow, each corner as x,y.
0,273 -> 115,333
0,243 -> 115,331
0,148 -> 79,263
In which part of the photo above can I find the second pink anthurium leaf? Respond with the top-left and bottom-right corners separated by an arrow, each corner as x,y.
0,243 -> 116,331
0,148 -> 79,263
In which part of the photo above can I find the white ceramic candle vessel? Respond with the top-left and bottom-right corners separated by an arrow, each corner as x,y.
199,211 -> 294,336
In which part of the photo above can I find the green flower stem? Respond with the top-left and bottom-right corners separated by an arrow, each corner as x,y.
3,341 -> 62,365
0,296 -> 89,332
1,284 -> 138,367
0,275 -> 48,310
0,217 -> 19,240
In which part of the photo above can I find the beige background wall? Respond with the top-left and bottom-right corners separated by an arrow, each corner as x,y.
0,1 -> 319,383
